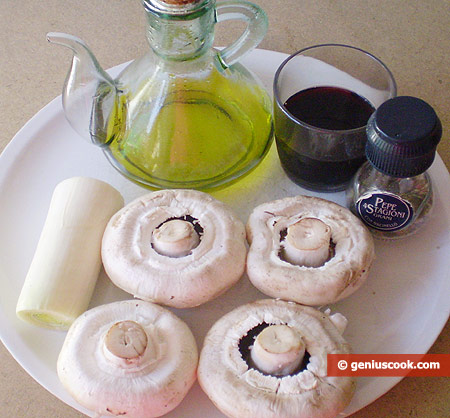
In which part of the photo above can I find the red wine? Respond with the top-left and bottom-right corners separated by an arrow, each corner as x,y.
276,141 -> 367,191
284,86 -> 375,130
275,86 -> 375,192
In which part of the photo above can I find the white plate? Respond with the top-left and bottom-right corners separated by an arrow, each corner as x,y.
0,49 -> 449,418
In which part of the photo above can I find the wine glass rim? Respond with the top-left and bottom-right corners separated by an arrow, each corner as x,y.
273,43 -> 397,133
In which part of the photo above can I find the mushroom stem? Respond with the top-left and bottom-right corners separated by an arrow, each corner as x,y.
249,325 -> 305,376
103,321 -> 150,365
152,219 -> 200,257
329,312 -> 348,335
282,218 -> 331,267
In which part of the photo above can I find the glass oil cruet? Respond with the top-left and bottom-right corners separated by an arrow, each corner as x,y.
47,0 -> 273,190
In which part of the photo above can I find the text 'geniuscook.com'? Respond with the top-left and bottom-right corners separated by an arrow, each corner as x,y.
327,354 -> 450,377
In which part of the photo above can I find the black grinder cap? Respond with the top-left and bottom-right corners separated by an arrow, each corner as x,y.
366,96 -> 442,177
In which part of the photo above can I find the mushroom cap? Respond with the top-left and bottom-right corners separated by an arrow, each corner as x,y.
198,299 -> 355,418
101,189 -> 247,308
246,195 -> 375,305
57,300 -> 198,418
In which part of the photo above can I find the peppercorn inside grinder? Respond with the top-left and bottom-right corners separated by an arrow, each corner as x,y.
347,96 -> 442,239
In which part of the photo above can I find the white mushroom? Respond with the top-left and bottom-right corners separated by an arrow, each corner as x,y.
101,189 -> 247,308
198,299 -> 355,418
246,195 -> 375,306
57,300 -> 198,418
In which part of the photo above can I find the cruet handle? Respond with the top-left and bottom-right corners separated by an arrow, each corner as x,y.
215,0 -> 268,68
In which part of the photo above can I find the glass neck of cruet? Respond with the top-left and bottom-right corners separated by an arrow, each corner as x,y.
143,0 -> 216,61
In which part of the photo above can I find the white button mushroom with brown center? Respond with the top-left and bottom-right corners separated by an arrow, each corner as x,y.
246,195 -> 375,306
198,299 -> 355,418
57,300 -> 198,418
101,189 -> 247,308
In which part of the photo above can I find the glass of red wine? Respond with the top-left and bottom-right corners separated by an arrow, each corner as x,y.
273,44 -> 397,192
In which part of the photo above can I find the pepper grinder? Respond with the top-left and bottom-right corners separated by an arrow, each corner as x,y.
347,96 -> 442,239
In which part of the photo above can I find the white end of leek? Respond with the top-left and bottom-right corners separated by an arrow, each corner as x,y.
16,177 -> 124,330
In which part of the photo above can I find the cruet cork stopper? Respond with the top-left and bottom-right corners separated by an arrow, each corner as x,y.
161,0 -> 200,4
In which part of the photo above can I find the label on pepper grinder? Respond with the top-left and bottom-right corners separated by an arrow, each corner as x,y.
356,192 -> 414,231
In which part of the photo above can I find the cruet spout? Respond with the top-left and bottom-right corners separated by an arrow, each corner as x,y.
47,32 -> 118,147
